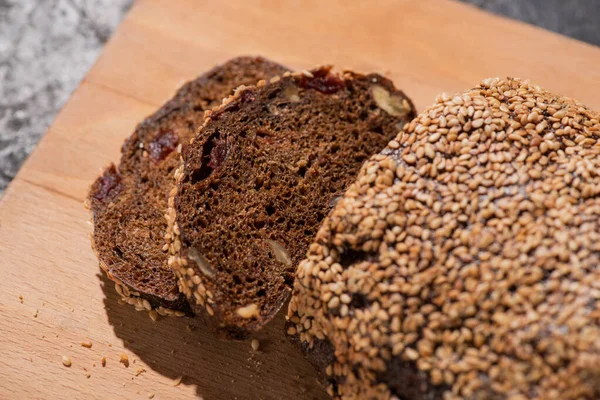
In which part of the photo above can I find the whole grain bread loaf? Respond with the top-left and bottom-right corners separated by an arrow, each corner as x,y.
167,66 -> 415,336
88,57 -> 288,314
287,78 -> 600,399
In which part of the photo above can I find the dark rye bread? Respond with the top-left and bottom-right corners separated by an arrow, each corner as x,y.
88,57 -> 288,314
287,78 -> 600,399
167,66 -> 415,336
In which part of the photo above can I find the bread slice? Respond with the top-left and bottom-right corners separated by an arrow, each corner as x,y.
167,67 -> 415,335
88,57 -> 289,314
287,78 -> 600,399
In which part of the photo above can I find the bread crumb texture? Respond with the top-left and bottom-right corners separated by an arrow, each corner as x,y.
287,78 -> 600,399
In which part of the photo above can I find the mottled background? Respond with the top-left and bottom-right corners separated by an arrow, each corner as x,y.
1,0 -> 599,195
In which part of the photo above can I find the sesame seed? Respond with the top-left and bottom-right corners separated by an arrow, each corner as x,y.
404,348 -> 419,360
80,341 -> 92,348
62,356 -> 72,367
172,376 -> 183,387
251,339 -> 260,351
236,303 -> 259,319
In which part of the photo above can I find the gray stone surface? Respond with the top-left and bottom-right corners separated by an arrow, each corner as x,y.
0,0 -> 132,194
0,0 -> 598,195
463,0 -> 600,47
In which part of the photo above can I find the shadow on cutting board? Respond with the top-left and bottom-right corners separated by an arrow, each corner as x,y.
100,271 -> 327,400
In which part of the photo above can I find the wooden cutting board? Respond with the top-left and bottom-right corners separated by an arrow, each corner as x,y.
2,0 -> 600,399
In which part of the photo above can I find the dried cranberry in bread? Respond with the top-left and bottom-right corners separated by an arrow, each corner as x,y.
167,67 -> 415,335
88,57 -> 288,314
287,78 -> 600,399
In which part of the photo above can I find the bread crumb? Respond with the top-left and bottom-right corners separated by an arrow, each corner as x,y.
251,339 -> 260,352
101,356 -> 106,367
33,309 -> 39,318
148,393 -> 155,399
135,367 -> 146,376
149,310 -> 158,322
172,376 -> 183,386
18,295 -> 23,304
120,354 -> 129,367
80,341 -> 92,348
62,356 -> 72,367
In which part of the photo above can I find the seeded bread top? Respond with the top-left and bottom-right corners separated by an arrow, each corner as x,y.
88,57 -> 288,311
167,67 -> 415,336
287,78 -> 600,399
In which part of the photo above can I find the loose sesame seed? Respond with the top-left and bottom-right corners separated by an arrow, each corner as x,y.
251,339 -> 260,351
62,356 -> 72,367
172,376 -> 183,386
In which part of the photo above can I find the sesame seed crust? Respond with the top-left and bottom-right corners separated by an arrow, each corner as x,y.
287,78 -> 600,399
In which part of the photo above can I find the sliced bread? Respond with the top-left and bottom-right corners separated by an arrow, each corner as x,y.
88,57 -> 288,314
167,67 -> 415,335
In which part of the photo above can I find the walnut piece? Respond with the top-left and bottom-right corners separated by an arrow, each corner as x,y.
372,85 -> 411,117
266,239 -> 292,266
187,247 -> 216,278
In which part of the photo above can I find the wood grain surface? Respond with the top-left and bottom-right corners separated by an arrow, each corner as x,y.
1,0 -> 600,399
